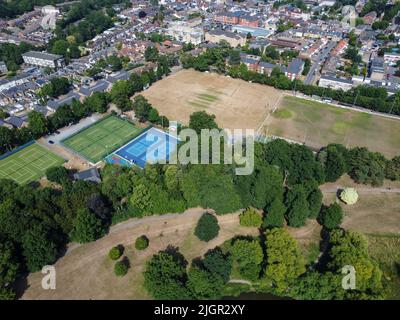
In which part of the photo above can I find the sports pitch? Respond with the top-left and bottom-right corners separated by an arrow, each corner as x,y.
141,69 -> 281,130
0,143 -> 64,184
62,115 -> 142,163
264,96 -> 400,158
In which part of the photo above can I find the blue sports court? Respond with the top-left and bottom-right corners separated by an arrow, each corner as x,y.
106,127 -> 179,168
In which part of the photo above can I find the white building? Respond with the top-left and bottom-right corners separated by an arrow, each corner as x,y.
166,21 -> 204,44
22,51 -> 65,69
384,52 -> 400,66
318,75 -> 353,91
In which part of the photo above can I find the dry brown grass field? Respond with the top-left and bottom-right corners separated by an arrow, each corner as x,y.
321,175 -> 400,234
141,69 -> 281,130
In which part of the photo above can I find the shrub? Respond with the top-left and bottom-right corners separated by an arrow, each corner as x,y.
239,208 -> 262,227
194,213 -> 220,242
45,166 -> 69,184
135,235 -> 149,250
114,258 -> 129,277
320,203 -> 343,229
108,246 -> 122,260
340,188 -> 358,205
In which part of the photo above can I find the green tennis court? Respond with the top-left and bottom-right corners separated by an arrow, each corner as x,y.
62,115 -> 142,163
0,143 -> 65,184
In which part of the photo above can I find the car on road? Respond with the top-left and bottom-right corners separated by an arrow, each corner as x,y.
48,140 -> 54,144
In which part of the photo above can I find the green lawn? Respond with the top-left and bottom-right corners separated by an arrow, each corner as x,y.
0,143 -> 64,184
266,96 -> 400,158
62,115 -> 141,163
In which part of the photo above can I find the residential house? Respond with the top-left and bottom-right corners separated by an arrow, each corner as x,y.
73,168 -> 102,183
240,54 -> 261,72
285,58 -> 304,80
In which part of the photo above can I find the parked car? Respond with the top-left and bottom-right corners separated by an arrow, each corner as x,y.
48,140 -> 54,144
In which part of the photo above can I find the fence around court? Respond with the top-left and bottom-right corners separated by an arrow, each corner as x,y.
0,140 -> 36,161
60,115 -> 153,165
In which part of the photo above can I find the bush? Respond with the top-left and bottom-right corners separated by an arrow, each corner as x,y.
320,203 -> 343,229
114,258 -> 129,277
340,188 -> 358,205
239,208 -> 262,227
45,166 -> 69,184
108,246 -> 122,260
194,213 -> 220,242
135,235 -> 149,250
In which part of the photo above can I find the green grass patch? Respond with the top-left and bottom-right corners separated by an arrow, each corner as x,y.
331,121 -> 348,135
273,109 -> 292,119
188,101 -> 209,109
62,115 -> 142,163
197,93 -> 219,102
0,143 -> 64,184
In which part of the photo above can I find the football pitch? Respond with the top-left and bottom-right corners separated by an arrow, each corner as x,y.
264,96 -> 400,158
0,143 -> 64,184
62,115 -> 142,163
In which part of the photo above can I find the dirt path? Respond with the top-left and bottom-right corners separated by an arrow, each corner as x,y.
321,187 -> 400,193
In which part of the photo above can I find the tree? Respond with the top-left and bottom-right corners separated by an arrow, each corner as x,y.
327,229 -> 383,295
285,185 -> 309,227
320,144 -> 348,182
71,208 -> 104,243
109,246 -> 122,260
110,80 -> 133,111
339,188 -> 359,205
229,50 -> 241,65
319,203 -> 343,229
347,147 -> 386,186
41,77 -> 71,98
202,248 -> 231,283
194,213 -> 219,242
239,208 -> 262,227
148,108 -> 160,123
22,223 -> 57,272
133,95 -> 152,121
145,46 -> 159,62
28,111 -> 48,137
187,267 -> 224,299
189,111 -> 218,134
385,156 -> 400,181
144,249 -> 190,299
264,228 -> 305,293
180,165 -> 242,214
130,184 -> 152,211
306,184 -> 323,219
114,258 -> 129,277
0,238 -> 19,299
231,238 -> 263,281
291,271 -> 343,300
263,198 -> 286,228
45,166 -> 69,184
251,165 -> 284,209
135,235 -> 149,250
